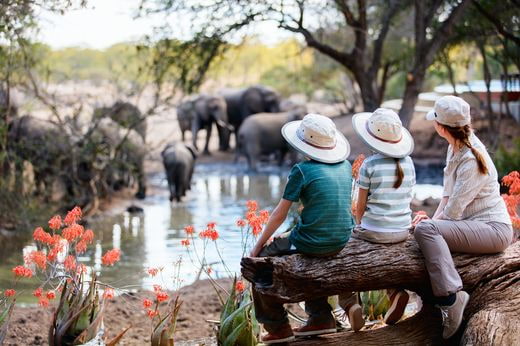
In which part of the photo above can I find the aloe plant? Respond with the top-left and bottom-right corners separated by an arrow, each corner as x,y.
49,274 -> 105,346
217,279 -> 259,346
360,290 -> 390,321
0,299 -> 15,345
151,296 -> 182,346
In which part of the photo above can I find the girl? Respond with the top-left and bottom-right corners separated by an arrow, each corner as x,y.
351,107 -> 416,325
413,95 -> 513,339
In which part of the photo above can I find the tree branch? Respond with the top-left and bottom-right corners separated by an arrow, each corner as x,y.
471,0 -> 520,46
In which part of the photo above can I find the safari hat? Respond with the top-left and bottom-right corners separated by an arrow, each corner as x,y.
352,108 -> 414,158
281,113 -> 350,164
426,95 -> 471,127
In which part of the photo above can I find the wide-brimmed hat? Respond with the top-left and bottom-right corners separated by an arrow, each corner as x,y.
426,95 -> 471,127
352,108 -> 414,158
281,113 -> 350,164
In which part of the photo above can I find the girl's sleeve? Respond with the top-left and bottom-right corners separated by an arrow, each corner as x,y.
283,165 -> 304,202
357,160 -> 371,189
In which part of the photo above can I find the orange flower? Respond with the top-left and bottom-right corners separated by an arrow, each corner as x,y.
246,200 -> 258,212
156,291 -> 169,302
64,255 -> 76,271
75,241 -> 87,254
206,267 -> 212,275
12,265 -> 33,278
48,215 -> 62,230
235,280 -> 245,293
64,206 -> 82,225
46,290 -> 56,300
38,297 -> 49,307
103,288 -> 115,299
25,251 -> 47,270
76,264 -> 88,274
199,229 -> 219,241
181,239 -> 190,247
259,210 -> 269,223
184,225 -> 195,235
207,222 -> 216,229
147,268 -> 159,277
62,223 -> 84,242
236,219 -> 246,227
47,241 -> 64,262
33,287 -> 43,297
143,298 -> 153,308
147,309 -> 158,318
502,171 -> 520,187
153,284 -> 162,293
512,216 -> 520,229
352,154 -> 366,180
502,194 -> 519,217
33,227 -> 53,244
4,289 -> 15,297
101,249 -> 121,266
81,229 -> 95,244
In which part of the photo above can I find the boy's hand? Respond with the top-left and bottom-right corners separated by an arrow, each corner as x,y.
249,247 -> 261,258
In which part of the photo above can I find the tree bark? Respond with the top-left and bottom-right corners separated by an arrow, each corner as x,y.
241,238 -> 520,345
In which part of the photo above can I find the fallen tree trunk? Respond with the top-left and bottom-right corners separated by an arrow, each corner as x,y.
241,238 -> 520,345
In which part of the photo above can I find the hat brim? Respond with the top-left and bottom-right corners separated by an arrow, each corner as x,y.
426,109 -> 436,121
352,112 -> 414,158
281,121 -> 350,164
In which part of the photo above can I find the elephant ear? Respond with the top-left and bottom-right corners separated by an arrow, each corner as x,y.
185,144 -> 198,159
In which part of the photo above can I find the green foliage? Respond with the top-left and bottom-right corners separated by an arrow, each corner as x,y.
495,138 -> 520,177
218,280 -> 259,346
0,299 -> 15,345
360,290 -> 390,321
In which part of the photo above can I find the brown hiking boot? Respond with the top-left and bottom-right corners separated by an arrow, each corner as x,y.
293,318 -> 337,337
262,323 -> 295,344
384,290 -> 409,325
347,304 -> 365,332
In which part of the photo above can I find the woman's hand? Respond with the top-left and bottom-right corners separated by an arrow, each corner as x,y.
412,211 -> 430,227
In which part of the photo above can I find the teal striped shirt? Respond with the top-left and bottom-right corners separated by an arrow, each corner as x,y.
283,160 -> 354,254
358,154 -> 415,231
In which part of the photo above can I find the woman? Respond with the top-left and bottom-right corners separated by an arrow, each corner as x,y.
413,95 -> 513,339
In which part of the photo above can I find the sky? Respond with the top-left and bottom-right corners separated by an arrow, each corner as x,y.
37,0 -> 290,50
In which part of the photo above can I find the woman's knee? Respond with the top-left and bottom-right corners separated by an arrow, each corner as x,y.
414,220 -> 438,240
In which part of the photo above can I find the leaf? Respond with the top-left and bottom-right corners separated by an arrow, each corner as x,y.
220,277 -> 237,322
222,319 -> 247,346
219,302 -> 251,342
105,325 -> 132,346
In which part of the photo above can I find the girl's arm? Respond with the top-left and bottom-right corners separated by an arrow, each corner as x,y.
355,188 -> 369,225
249,199 -> 293,257
433,197 -> 449,219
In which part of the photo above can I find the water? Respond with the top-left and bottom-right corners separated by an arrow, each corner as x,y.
0,163 -> 443,302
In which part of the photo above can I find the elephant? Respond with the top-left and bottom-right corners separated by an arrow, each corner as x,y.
176,94 -> 232,154
7,115 -> 76,199
93,101 -> 146,140
161,141 -> 197,202
88,118 -> 147,199
221,85 -> 281,147
236,105 -> 307,171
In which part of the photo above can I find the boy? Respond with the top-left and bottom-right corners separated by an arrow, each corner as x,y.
248,113 -> 357,344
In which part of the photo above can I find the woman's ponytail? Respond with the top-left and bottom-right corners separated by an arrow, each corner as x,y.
441,124 -> 489,175
394,158 -> 404,189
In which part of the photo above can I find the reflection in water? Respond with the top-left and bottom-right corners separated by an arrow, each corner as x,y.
0,163 -> 443,299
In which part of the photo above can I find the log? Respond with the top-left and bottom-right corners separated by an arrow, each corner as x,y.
241,238 -> 520,345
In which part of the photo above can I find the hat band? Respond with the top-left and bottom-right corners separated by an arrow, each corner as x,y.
366,122 -> 402,144
296,129 -> 336,150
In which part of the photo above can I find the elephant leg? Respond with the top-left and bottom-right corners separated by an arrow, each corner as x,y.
278,149 -> 288,167
174,165 -> 186,202
203,124 -> 212,155
181,130 -> 185,142
191,118 -> 200,151
166,168 -> 176,202
187,163 -> 195,191
14,158 -> 24,195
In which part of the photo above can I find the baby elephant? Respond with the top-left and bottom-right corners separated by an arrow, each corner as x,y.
162,142 -> 197,202
236,106 -> 306,171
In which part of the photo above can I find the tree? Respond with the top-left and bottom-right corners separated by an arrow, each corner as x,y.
140,0 -> 475,127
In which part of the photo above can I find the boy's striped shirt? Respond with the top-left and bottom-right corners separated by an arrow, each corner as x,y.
358,154 -> 415,231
